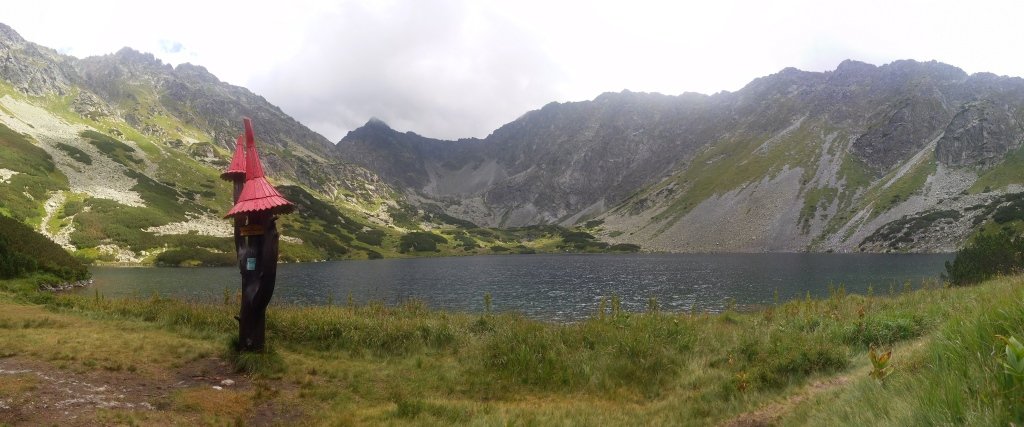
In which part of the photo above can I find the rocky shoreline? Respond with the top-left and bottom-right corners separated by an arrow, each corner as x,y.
38,279 -> 93,292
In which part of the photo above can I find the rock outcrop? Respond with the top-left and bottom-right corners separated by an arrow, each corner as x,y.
936,100 -> 1024,168
0,23 -> 78,97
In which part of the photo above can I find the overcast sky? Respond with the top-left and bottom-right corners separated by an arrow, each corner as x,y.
5,0 -> 1024,141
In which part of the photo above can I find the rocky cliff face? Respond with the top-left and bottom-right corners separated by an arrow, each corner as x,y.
338,59 -> 1024,252
0,23 -> 78,97
936,100 -> 1024,168
338,90 -> 729,226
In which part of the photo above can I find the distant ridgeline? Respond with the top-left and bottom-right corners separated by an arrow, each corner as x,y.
0,214 -> 89,281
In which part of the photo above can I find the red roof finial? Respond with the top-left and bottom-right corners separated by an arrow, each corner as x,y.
242,117 -> 266,179
220,134 -> 246,181
224,117 -> 296,218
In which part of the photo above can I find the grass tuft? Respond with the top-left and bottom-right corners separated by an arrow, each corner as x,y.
225,336 -> 285,378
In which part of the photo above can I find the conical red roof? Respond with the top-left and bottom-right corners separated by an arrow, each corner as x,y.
220,134 -> 246,181
224,118 -> 295,218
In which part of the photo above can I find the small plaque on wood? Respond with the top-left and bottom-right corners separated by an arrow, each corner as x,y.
240,224 -> 265,236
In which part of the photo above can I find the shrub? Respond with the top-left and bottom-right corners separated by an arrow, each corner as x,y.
398,232 -> 447,253
561,231 -> 596,244
81,129 -> 142,167
0,214 -> 89,281
731,333 -> 848,389
944,229 -> 1024,286
454,234 -> 479,250
355,229 -> 386,246
841,313 -> 927,346
155,248 -> 235,267
55,143 -> 92,165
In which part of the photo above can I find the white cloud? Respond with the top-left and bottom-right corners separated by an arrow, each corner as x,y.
4,0 -> 1024,140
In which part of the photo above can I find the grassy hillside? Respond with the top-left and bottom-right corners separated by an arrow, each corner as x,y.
0,81 -> 637,266
0,123 -> 68,225
1,269 -> 1021,424
0,214 -> 88,283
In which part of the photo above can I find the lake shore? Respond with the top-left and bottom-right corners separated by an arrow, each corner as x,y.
2,273 -> 1022,425
84,253 -> 954,322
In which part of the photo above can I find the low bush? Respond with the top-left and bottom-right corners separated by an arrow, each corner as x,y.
399,232 -> 447,253
155,248 -> 235,267
0,214 -> 89,281
55,143 -> 92,165
944,228 -> 1024,286
355,229 -> 385,246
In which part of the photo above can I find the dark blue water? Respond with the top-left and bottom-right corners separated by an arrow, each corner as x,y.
84,253 -> 952,322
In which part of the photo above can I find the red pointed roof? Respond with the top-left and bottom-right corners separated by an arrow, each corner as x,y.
220,134 -> 246,181
243,118 -> 265,179
224,117 -> 296,218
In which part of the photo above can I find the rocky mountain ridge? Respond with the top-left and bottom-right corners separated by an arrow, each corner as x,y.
0,22 -> 631,264
0,22 -> 428,263
338,59 -> 1024,252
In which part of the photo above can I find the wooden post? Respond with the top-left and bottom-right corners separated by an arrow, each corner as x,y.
236,212 -> 279,351
224,117 -> 294,353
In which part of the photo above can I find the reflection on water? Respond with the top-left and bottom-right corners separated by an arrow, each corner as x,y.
85,253 -> 952,322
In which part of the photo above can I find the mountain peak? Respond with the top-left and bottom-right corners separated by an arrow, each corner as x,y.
113,47 -> 167,68
882,59 -> 967,80
174,63 -> 220,83
835,59 -> 877,73
365,117 -> 392,129
0,22 -> 25,44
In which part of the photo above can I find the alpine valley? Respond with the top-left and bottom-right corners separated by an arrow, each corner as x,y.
338,60 -> 1024,254
2,22 -> 1023,264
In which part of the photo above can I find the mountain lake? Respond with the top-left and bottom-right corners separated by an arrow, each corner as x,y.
84,253 -> 953,322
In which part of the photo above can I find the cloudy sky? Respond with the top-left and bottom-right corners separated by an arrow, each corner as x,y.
5,0 -> 1024,140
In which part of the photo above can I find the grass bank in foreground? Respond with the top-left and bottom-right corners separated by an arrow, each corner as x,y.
1,275 -> 1023,425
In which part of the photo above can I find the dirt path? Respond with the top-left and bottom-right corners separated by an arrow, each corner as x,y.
719,370 -> 863,427
0,356 -> 249,426
720,336 -> 930,427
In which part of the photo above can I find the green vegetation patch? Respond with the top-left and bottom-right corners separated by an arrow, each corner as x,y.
969,144 -> 1024,193
559,230 -> 610,251
782,276 -> 1024,425
0,123 -> 68,222
450,231 -> 479,250
943,228 -> 1024,286
651,120 -> 827,227
7,258 -> 1024,424
154,248 -> 235,267
799,187 -> 838,231
399,231 -> 447,253
355,229 -> 385,246
80,130 -> 143,167
859,209 -> 962,251
389,201 -> 422,230
69,198 -> 229,254
124,170 -> 199,218
0,214 -> 88,281
422,205 -> 478,228
480,313 -> 693,396
608,243 -> 641,252
55,143 -> 92,165
274,185 -> 381,260
870,155 -> 936,215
